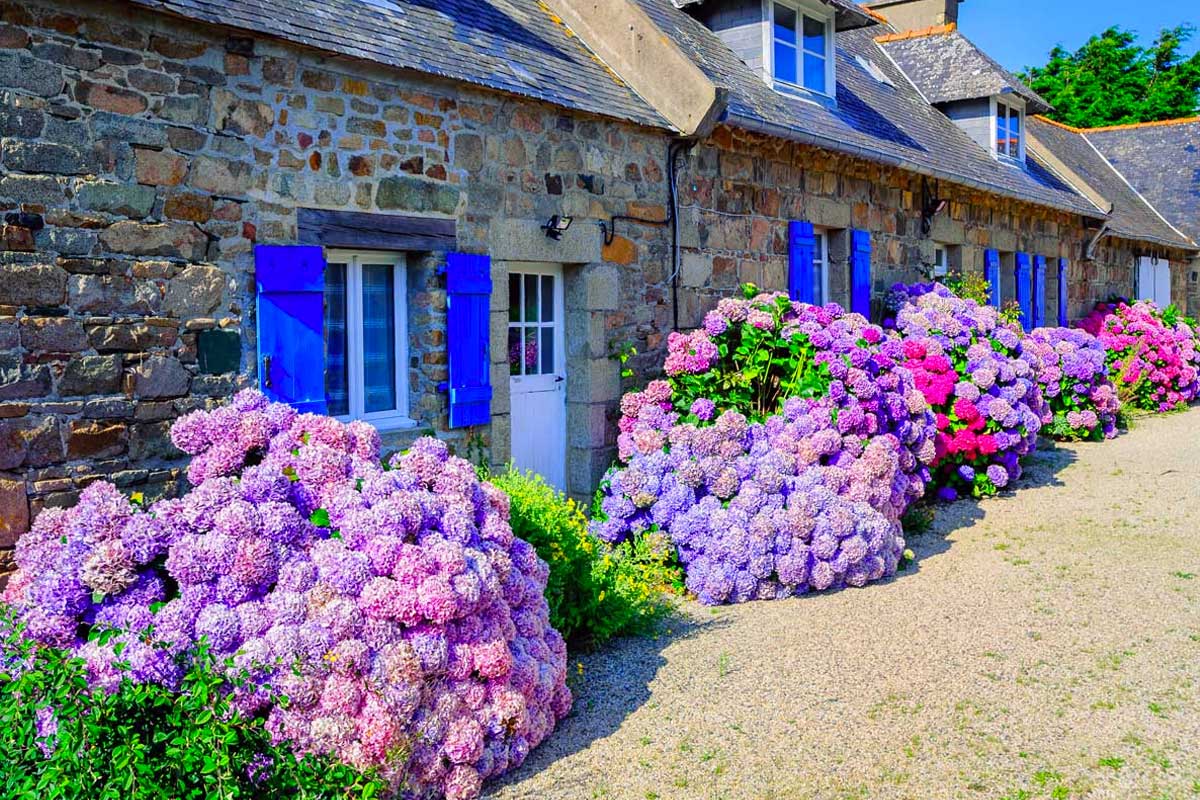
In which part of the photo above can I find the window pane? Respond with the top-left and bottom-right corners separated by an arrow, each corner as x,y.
803,53 -> 827,93
540,327 -> 555,375
524,328 -> 540,375
508,327 -> 523,376
802,15 -> 826,53
523,274 -> 539,322
541,275 -> 555,322
509,273 -> 520,322
774,4 -> 796,46
361,264 -> 397,413
324,263 -> 349,417
775,42 -> 797,84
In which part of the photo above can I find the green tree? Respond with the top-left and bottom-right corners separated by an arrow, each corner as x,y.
1020,25 -> 1200,128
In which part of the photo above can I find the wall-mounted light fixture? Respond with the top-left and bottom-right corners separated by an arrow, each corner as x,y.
541,215 -> 573,240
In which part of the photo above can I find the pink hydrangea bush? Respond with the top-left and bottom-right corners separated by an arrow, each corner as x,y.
1078,300 -> 1199,412
890,286 -> 1050,500
2,390 -> 570,800
1025,326 -> 1120,440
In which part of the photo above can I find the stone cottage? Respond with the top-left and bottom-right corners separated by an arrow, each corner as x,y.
0,0 -> 1196,576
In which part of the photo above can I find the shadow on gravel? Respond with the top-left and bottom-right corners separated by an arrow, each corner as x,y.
485,612 -> 729,793
901,438 -> 1080,572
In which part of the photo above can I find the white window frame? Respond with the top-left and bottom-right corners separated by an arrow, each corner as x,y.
324,249 -> 415,431
991,95 -> 1026,162
764,0 -> 836,98
813,227 -> 831,304
933,244 -> 949,277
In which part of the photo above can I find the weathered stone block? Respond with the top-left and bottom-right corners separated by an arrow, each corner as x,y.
88,322 -> 173,352
68,274 -> 149,314
189,155 -> 252,196
128,420 -> 180,461
0,173 -> 65,206
36,227 -> 100,257
0,103 -> 45,138
162,264 -> 223,318
22,416 -> 63,467
163,192 -> 213,222
67,420 -> 127,459
4,264 -> 66,306
83,398 -> 134,418
0,52 -> 64,97
376,175 -> 460,215
135,148 -> 189,186
212,89 -> 273,138
0,475 -> 27,547
1,139 -> 91,175
100,220 -> 208,260
79,81 -> 149,115
77,181 -> 157,218
89,111 -> 167,148
19,317 -> 87,352
133,356 -> 190,398
59,354 -> 124,396
0,359 -> 51,401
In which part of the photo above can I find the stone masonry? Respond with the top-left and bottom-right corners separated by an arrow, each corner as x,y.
0,0 -> 1192,579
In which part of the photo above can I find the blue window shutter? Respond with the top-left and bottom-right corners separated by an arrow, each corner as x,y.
984,249 -> 1001,309
850,229 -> 871,317
1015,252 -> 1032,331
446,252 -> 492,429
787,221 -> 815,303
1057,258 -> 1069,326
254,245 -> 327,414
1032,255 -> 1046,328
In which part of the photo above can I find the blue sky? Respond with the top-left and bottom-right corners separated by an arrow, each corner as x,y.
960,0 -> 1200,73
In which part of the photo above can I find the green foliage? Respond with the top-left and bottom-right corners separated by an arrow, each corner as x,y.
670,284 -> 831,423
0,610 -> 387,800
1020,25 -> 1200,127
489,469 -> 678,649
941,271 -> 992,307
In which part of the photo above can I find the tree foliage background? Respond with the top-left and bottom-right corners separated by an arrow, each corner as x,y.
1019,25 -> 1200,128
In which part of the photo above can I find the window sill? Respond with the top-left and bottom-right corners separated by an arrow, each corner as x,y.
772,79 -> 836,106
335,414 -> 420,432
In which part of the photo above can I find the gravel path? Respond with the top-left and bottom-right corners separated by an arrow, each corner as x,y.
487,406 -> 1200,800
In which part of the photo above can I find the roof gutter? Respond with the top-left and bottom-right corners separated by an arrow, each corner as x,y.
726,110 -> 1108,222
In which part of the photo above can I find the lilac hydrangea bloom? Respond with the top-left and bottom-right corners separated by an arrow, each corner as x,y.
3,392 -> 570,800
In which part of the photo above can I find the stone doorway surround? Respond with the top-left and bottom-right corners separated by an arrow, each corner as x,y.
486,218 -> 618,503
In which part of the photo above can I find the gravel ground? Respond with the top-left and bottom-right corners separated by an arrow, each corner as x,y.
487,406 -> 1200,800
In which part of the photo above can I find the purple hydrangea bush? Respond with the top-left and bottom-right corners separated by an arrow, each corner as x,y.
1025,326 -> 1121,440
594,290 -> 939,605
2,390 -> 570,800
890,285 -> 1050,500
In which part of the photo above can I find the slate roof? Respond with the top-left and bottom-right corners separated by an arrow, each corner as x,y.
1086,119 -> 1200,245
636,0 -> 1102,218
1027,117 -> 1196,250
670,0 -> 880,30
877,27 -> 1052,114
128,0 -> 669,130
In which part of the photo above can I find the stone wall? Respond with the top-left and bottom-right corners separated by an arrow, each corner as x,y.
0,0 -> 673,570
667,125 -> 1195,328
1,0 -> 1193,577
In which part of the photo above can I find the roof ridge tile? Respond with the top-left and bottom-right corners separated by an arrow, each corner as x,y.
873,22 -> 955,44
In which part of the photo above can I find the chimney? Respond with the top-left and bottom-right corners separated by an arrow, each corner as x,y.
863,0 -> 962,32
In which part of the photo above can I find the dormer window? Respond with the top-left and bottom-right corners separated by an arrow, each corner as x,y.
770,1 -> 835,96
994,97 -> 1025,161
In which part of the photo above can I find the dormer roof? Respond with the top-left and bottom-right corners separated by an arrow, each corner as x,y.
670,0 -> 881,30
876,25 -> 1053,114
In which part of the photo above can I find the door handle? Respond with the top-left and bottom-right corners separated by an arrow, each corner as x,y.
554,376 -> 564,383
262,355 -> 272,389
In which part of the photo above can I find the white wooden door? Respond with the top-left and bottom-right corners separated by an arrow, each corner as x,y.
1137,256 -> 1172,308
508,264 -> 566,491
